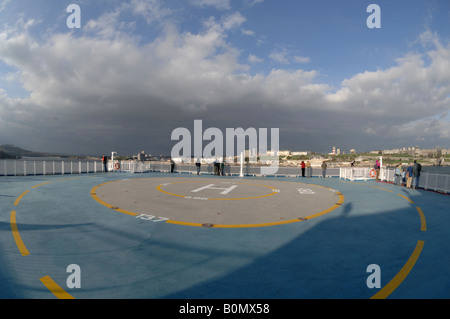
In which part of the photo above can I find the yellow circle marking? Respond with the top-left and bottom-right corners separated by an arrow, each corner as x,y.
90,179 -> 344,228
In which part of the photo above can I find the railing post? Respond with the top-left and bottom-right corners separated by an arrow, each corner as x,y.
446,175 -> 449,194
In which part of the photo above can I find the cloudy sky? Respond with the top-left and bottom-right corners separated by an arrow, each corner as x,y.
0,0 -> 449,156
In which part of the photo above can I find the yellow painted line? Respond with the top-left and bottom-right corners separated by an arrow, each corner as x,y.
90,184 -> 138,216
13,190 -> 29,206
156,184 -> 187,198
397,193 -> 414,204
370,185 -> 393,193
167,219 -> 302,228
371,240 -> 425,299
416,207 -> 427,232
306,192 -> 345,220
93,179 -> 343,228
57,177 -> 81,181
40,276 -> 75,299
32,181 -> 53,188
166,191 -> 345,229
10,211 -> 30,256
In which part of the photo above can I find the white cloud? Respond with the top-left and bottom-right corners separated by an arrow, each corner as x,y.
248,54 -> 263,63
241,29 -> 255,36
189,0 -> 231,10
0,0 -> 10,12
269,50 -> 289,64
222,12 -> 246,30
128,0 -> 173,24
0,10 -> 448,155
269,47 -> 310,65
293,56 -> 310,64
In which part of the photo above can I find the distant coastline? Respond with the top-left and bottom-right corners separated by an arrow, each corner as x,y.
0,144 -> 93,160
1,144 -> 449,171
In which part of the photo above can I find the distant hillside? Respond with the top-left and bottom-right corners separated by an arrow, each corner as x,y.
0,144 -> 55,159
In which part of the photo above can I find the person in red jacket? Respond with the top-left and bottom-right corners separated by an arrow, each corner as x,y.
102,154 -> 108,172
301,161 -> 306,177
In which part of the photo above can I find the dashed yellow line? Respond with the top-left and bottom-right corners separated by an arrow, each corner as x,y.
10,211 -> 30,257
11,177 -> 84,256
397,193 -> 414,204
353,183 -> 427,299
370,185 -> 393,192
371,240 -> 425,299
416,207 -> 427,232
90,182 -> 138,216
13,190 -> 29,206
40,276 -> 75,299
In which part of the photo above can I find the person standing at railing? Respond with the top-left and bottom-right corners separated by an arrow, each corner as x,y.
406,164 -> 413,188
306,161 -> 312,178
102,154 -> 108,172
374,159 -> 380,181
394,163 -> 402,185
412,160 -> 422,189
321,161 -> 327,178
301,161 -> 306,177
401,168 -> 406,186
196,158 -> 201,175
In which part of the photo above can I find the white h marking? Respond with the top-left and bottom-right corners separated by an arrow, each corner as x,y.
191,184 -> 238,195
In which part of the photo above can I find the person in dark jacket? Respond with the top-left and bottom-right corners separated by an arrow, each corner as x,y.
102,154 -> 108,172
406,164 -> 413,188
196,159 -> 201,175
412,160 -> 422,189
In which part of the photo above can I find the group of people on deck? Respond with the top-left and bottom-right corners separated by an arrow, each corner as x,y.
300,160 -> 328,178
391,160 -> 422,189
374,159 -> 422,189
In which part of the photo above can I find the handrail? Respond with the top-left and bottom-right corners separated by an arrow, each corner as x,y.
1,159 -> 448,194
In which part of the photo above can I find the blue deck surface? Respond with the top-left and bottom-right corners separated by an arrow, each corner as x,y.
0,172 -> 449,299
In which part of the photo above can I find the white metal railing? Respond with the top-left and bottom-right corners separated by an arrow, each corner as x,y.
340,166 -> 450,194
419,172 -> 450,194
1,160 -> 104,176
2,159 -> 448,194
145,163 -> 341,178
1,159 -> 341,177
108,160 -> 152,173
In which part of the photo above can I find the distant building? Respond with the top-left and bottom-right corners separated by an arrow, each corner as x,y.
137,151 -> 146,161
291,151 -> 309,156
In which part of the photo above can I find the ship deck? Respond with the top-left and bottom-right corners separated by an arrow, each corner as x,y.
1,172 -> 448,299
